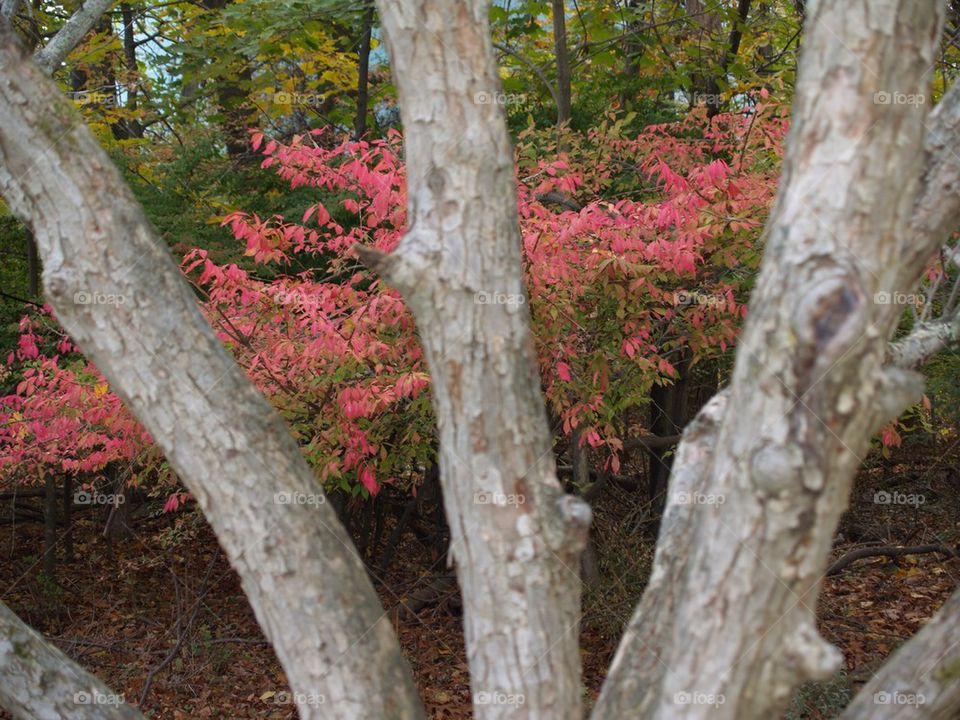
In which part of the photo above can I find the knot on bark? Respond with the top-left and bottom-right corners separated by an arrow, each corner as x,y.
555,494 -> 592,552
786,620 -> 842,683
354,234 -> 435,299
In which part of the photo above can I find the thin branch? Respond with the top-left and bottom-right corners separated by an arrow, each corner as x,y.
0,0 -> 20,27
494,41 -> 561,111
33,0 -> 116,75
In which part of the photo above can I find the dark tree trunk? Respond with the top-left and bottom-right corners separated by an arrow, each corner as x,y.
551,0 -> 572,124
25,226 -> 39,297
647,350 -> 690,506
42,474 -> 56,581
354,0 -> 375,140
116,3 -> 142,139
62,475 -> 73,562
201,0 -> 255,158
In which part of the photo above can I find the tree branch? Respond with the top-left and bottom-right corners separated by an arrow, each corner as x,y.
0,0 -> 19,28
33,0 -> 115,75
827,544 -> 956,576
840,587 -> 960,720
0,601 -> 144,719
0,29 -> 424,720
901,82 -> 960,286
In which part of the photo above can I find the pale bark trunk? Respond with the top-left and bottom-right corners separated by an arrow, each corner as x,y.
0,31 -> 424,720
32,0 -> 115,74
0,602 -> 144,719
593,2 -> 954,718
363,2 -> 591,718
840,587 -> 960,720
3,1 -> 960,719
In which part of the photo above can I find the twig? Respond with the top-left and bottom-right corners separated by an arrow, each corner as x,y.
138,549 -> 221,708
827,544 -> 956,576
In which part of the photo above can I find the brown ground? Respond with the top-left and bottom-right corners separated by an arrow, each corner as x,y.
1,434 -> 957,719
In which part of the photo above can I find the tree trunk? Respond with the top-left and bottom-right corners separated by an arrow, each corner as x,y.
0,30 -> 424,720
551,0 -> 572,125
104,471 -> 133,544
620,0 -> 645,108
25,226 -> 39,297
593,2 -> 954,718
42,473 -> 56,582
116,3 -> 143,140
362,2 -> 591,717
840,586 -> 960,719
646,351 -> 689,508
0,602 -> 144,720
354,0 -> 375,140
684,0 -> 721,111
32,0 -> 114,74
571,429 -> 600,586
62,475 -> 73,562
201,0 -> 256,158
4,2 -> 960,719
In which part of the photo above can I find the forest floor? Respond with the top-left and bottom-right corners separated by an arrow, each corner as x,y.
1,434 -> 958,719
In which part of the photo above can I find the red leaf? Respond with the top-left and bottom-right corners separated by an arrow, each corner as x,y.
360,467 -> 379,495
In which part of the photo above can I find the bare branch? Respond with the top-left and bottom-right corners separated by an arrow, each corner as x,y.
900,82 -> 960,286
841,587 -> 960,720
32,0 -> 116,75
0,601 -> 144,719
0,30 -> 424,720
0,0 -> 20,28
889,313 -> 960,369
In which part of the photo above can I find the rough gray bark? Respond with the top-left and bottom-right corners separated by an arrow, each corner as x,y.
593,1 -> 956,718
890,314 -> 960,369
363,1 -> 591,718
2,0 -> 960,718
0,602 -> 144,720
32,0 -> 115,75
0,0 -> 19,28
840,588 -> 960,720
0,31 -> 424,720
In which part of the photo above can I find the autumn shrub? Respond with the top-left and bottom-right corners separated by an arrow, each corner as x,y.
1,105 -> 787,507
